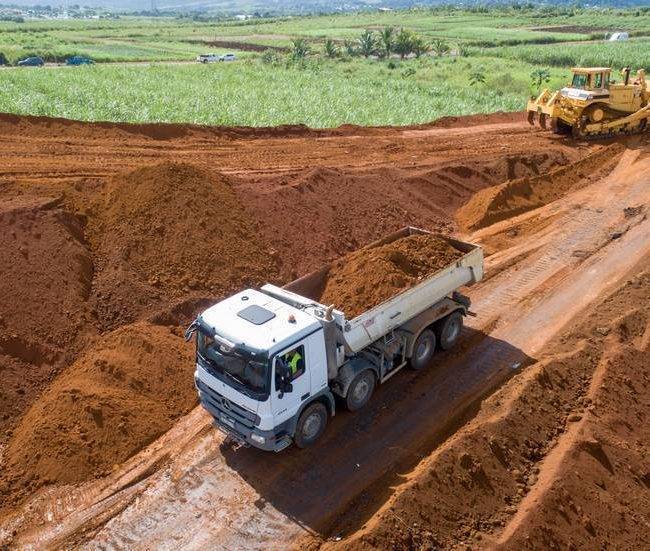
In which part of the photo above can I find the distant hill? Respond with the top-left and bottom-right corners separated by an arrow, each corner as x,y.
1,0 -> 649,13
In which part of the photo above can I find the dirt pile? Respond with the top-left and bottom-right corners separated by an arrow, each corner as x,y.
318,234 -> 463,318
323,262 -> 649,551
0,196 -> 94,438
87,162 -> 277,327
244,153 -> 554,279
0,322 -> 195,505
456,143 -> 624,231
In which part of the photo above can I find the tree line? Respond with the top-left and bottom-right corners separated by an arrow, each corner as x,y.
281,27 -> 459,62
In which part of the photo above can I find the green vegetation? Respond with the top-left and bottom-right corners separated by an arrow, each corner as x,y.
486,39 -> 650,71
0,56 -> 562,127
1,6 -> 649,127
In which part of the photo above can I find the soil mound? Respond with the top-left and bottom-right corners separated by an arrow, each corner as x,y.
242,149 -> 573,280
457,144 -> 624,231
319,234 -> 463,318
0,196 -> 93,438
1,322 -> 195,503
87,162 -> 276,327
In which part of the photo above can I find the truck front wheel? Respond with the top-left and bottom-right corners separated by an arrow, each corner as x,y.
410,329 -> 436,370
437,311 -> 463,351
294,402 -> 327,448
346,370 -> 376,411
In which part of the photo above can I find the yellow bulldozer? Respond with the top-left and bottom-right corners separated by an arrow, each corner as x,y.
527,66 -> 650,138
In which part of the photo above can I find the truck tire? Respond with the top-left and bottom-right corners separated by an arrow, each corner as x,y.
437,311 -> 463,351
346,370 -> 376,411
410,329 -> 436,370
294,402 -> 327,448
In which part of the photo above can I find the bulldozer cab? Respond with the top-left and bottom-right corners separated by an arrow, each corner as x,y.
570,68 -> 611,91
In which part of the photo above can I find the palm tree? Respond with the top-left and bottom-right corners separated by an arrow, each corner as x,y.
394,28 -> 415,59
430,38 -> 450,57
324,38 -> 338,59
469,70 -> 486,86
357,29 -> 377,58
413,36 -> 431,58
291,38 -> 310,60
379,26 -> 395,58
343,39 -> 357,57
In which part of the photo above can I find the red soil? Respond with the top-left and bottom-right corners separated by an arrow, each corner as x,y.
456,143 -> 624,231
1,110 -> 636,544
0,196 -> 94,439
86,162 -> 278,328
241,152 -> 570,279
0,322 -> 195,505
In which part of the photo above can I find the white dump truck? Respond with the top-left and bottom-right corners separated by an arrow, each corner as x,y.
187,227 -> 483,451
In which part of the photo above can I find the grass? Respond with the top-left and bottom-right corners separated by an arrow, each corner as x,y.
485,39 -> 650,71
3,7 -> 650,64
0,57 -> 558,127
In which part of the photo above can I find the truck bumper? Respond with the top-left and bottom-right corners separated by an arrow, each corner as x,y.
196,376 -> 291,452
211,417 -> 289,452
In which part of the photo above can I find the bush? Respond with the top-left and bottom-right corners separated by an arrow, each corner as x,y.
343,39 -> 357,57
323,38 -> 338,59
357,29 -> 377,58
291,39 -> 310,61
261,49 -> 281,65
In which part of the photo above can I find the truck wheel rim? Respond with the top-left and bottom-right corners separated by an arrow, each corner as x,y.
303,413 -> 321,439
447,320 -> 460,341
416,339 -> 431,360
353,379 -> 370,402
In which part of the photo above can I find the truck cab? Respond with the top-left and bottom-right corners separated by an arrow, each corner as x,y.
192,288 -> 334,452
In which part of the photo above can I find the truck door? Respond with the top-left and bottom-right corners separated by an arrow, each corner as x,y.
271,341 -> 311,427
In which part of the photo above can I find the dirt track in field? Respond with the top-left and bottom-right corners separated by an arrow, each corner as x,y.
0,112 -> 648,549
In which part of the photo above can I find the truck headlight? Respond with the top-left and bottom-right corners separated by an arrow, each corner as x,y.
250,433 -> 265,445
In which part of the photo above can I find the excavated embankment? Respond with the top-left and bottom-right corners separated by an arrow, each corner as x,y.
1,111 -> 639,546
456,143 -> 624,232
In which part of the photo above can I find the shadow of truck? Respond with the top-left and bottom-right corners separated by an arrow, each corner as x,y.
220,326 -> 533,538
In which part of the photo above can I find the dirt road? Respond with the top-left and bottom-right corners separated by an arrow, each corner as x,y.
0,112 -> 647,549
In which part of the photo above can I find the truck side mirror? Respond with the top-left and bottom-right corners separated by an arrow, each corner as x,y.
276,359 -> 293,397
278,379 -> 293,399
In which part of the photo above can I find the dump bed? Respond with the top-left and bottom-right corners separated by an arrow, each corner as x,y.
278,227 -> 483,353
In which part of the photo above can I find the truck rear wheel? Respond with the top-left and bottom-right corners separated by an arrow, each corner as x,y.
410,329 -> 436,370
346,370 -> 376,411
294,402 -> 327,448
437,311 -> 463,351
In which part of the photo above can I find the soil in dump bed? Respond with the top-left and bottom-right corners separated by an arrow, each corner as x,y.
319,234 -> 463,319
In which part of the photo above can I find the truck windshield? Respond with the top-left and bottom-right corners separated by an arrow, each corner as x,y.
197,330 -> 269,397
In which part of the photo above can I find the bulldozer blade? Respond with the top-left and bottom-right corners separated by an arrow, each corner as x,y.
527,111 -> 536,126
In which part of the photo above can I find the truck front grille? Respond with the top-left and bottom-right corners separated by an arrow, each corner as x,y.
196,378 -> 260,428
